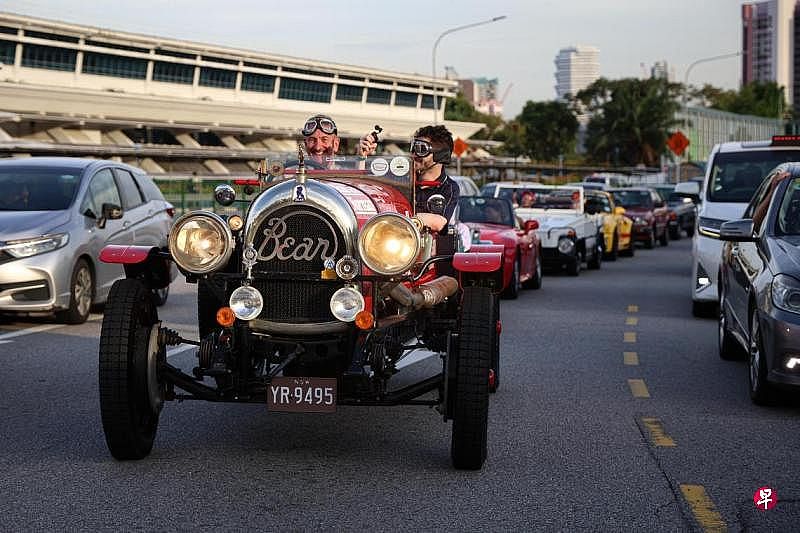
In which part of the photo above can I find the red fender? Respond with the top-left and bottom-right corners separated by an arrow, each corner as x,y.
99,245 -> 158,264
452,252 -> 502,272
469,244 -> 504,254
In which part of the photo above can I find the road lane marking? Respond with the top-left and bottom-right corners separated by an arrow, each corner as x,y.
680,484 -> 727,532
624,331 -> 637,343
623,351 -> 639,365
626,316 -> 639,326
641,417 -> 676,447
627,305 -> 639,313
0,313 -> 103,343
628,379 -> 650,398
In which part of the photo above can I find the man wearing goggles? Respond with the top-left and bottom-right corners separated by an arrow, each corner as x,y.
410,124 -> 458,232
301,114 -> 380,166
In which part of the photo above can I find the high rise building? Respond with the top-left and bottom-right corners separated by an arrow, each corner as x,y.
554,45 -> 600,100
742,0 -> 797,104
457,77 -> 504,116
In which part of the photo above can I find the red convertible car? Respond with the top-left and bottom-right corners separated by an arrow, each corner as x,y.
458,196 -> 542,298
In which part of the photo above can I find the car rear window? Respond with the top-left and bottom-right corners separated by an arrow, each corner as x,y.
708,150 -> 800,203
0,166 -> 81,211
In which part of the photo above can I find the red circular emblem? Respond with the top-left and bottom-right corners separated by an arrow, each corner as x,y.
753,486 -> 777,510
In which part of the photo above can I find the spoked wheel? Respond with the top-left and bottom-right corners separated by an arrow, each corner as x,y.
56,258 -> 93,324
451,286 -> 492,470
748,311 -> 776,406
99,278 -> 164,460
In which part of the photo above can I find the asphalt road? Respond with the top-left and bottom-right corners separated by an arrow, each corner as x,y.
1,237 -> 798,531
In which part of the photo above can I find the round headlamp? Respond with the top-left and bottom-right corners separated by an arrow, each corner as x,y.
357,213 -> 420,275
557,237 -> 575,254
335,255 -> 359,280
330,286 -> 365,322
168,211 -> 233,274
229,285 -> 263,321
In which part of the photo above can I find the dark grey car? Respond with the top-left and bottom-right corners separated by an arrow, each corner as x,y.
0,157 -> 175,323
718,162 -> 800,404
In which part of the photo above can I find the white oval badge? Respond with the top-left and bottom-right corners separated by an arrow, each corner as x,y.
390,156 -> 410,176
370,158 -> 389,176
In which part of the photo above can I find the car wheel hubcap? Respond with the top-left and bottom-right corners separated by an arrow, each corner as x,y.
75,267 -> 92,317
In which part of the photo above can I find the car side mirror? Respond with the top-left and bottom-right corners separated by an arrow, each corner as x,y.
719,219 -> 756,242
524,219 -> 539,232
674,191 -> 701,204
427,194 -> 446,216
614,206 -> 626,216
98,202 -> 122,229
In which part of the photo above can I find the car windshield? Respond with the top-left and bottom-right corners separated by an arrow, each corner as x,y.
497,187 -> 579,209
777,177 -> 800,235
0,167 -> 81,211
267,155 -> 414,206
612,190 -> 652,209
458,197 -> 514,226
708,150 -> 800,203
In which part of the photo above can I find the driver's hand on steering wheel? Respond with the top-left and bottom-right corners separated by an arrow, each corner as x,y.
416,212 -> 448,232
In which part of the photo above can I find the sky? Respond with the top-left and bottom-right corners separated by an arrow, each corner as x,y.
3,0 -> 745,118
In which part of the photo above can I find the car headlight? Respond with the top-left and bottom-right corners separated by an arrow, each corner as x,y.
772,274 -> 800,314
557,237 -> 575,254
229,285 -> 263,321
357,213 -> 420,275
168,211 -> 233,274
633,217 -> 646,225
1,233 -> 69,258
330,286 -> 365,322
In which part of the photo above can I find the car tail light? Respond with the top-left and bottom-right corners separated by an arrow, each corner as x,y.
669,212 -> 677,221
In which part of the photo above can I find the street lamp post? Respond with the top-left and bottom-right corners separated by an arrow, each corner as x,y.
432,15 -> 507,124
679,51 -> 742,180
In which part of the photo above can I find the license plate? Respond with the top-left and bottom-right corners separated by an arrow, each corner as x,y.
267,377 -> 337,413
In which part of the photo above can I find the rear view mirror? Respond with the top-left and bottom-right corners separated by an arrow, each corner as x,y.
719,219 -> 756,242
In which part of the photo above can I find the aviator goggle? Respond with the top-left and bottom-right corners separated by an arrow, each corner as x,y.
302,116 -> 337,136
410,138 -> 435,157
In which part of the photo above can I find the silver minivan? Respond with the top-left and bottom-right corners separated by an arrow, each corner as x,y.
690,137 -> 800,316
0,157 -> 175,323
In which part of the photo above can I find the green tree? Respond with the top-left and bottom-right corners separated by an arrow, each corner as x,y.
514,100 -> 578,161
690,81 -> 786,119
576,77 -> 681,166
444,91 -> 504,140
494,120 -> 525,157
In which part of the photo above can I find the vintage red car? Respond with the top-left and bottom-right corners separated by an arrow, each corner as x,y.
96,154 -> 503,470
458,196 -> 542,298
609,187 -> 670,248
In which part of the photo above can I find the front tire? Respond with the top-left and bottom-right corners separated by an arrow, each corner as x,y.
501,257 -> 520,300
604,232 -> 618,261
489,294 -> 500,394
659,225 -> 669,246
56,258 -> 93,324
718,282 -> 744,360
523,250 -> 542,290
749,311 -> 776,405
587,237 -> 602,270
99,278 -> 163,460
451,286 -> 492,470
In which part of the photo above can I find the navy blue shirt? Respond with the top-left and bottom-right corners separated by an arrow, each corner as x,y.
415,167 -> 459,222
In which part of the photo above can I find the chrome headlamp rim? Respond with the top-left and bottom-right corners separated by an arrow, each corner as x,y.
168,211 -> 234,274
357,212 -> 421,276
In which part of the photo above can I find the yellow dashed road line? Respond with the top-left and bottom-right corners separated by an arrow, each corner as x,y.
680,484 -> 727,532
641,417 -> 676,447
624,331 -> 637,343
623,351 -> 639,365
628,379 -> 650,398
626,316 -> 639,326
627,305 -> 639,313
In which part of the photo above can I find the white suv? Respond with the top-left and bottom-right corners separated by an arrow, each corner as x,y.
690,136 -> 800,316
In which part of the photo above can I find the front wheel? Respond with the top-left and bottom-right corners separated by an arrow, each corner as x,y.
587,237 -> 602,270
56,258 -> 93,324
500,257 -> 520,299
604,232 -> 618,261
748,311 -> 776,405
523,250 -> 542,290
718,281 -> 744,360
451,286 -> 492,470
659,225 -> 669,246
99,278 -> 163,460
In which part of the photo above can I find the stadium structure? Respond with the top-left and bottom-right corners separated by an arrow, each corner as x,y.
0,12 -> 483,177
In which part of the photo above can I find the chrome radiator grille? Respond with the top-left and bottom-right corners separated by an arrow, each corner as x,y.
251,205 -> 345,323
